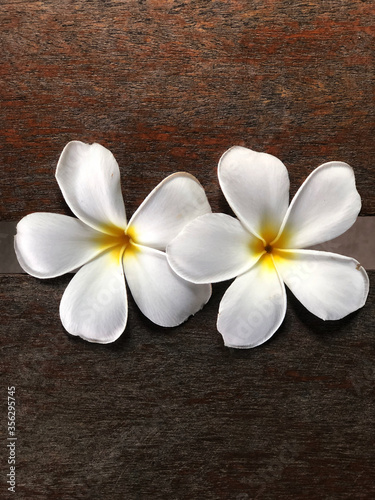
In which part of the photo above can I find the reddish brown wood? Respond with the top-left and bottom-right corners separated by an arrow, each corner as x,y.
1,1 -> 374,499
1,0 -> 374,221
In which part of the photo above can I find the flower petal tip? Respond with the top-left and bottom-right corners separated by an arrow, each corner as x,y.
149,283 -> 212,329
63,326 -> 125,345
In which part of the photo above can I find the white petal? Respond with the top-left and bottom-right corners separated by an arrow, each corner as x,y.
274,249 -> 369,320
217,256 -> 287,348
56,141 -> 127,234
218,146 -> 290,241
127,172 -> 211,250
15,213 -> 109,278
167,213 -> 260,284
60,249 -> 127,343
123,244 -> 211,327
277,162 -> 361,249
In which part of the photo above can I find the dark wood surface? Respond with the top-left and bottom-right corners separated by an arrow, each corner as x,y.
1,1 -> 374,499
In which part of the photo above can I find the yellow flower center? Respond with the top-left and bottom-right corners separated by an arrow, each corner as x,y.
249,223 -> 293,272
95,224 -> 140,263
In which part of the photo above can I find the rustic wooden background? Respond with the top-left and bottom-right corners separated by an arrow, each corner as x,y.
1,1 -> 374,499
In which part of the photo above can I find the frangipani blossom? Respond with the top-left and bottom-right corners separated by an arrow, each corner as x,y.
15,141 -> 212,343
167,146 -> 369,348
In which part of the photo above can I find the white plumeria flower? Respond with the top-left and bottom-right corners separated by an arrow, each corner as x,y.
167,146 -> 370,348
15,141 -> 212,343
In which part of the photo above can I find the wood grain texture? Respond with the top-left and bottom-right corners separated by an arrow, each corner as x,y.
1,0 -> 374,219
1,1 -> 374,499
1,274 -> 374,499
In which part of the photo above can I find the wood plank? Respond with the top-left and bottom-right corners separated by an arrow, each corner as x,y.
2,217 -> 375,274
1,1 -> 374,220
1,273 -> 374,498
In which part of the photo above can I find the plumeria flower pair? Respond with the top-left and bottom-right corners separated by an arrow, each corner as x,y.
15,141 -> 212,343
167,146 -> 369,348
16,142 -> 369,348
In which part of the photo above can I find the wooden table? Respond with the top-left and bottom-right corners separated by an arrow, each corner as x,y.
1,2 -> 374,498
